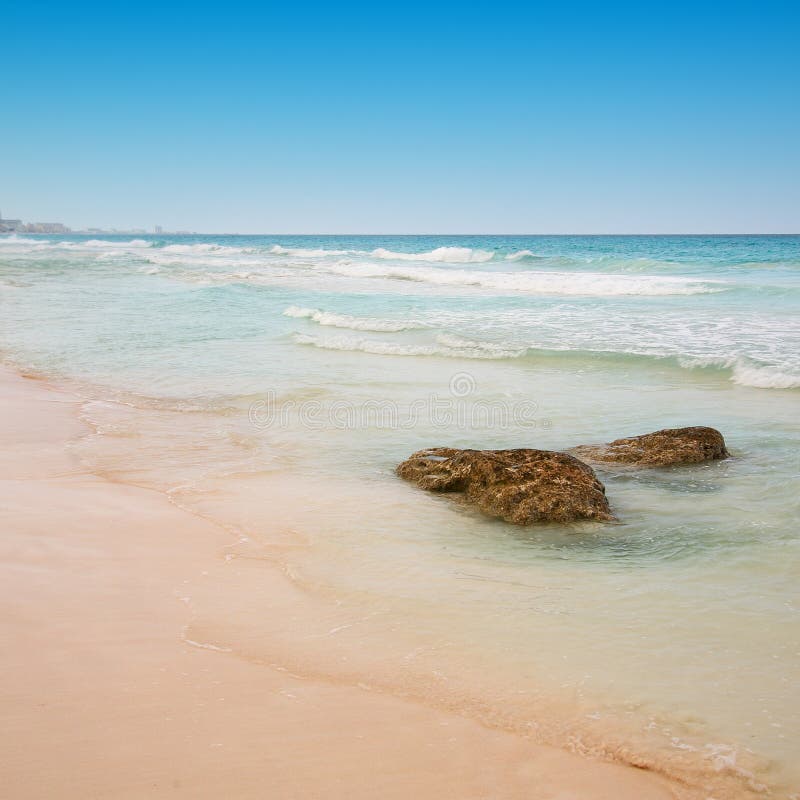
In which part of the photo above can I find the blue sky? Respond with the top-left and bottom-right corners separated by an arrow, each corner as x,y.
2,1 -> 798,233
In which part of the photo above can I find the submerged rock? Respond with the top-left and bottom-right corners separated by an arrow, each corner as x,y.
571,426 -> 729,467
396,448 -> 615,524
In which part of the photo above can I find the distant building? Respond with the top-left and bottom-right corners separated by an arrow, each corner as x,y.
0,210 -> 23,233
0,209 -> 70,234
23,222 -> 71,234
154,225 -> 163,234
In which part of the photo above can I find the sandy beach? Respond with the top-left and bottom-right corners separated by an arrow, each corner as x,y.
0,364 -> 685,799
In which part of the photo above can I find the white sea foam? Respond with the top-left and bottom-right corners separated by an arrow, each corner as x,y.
679,355 -> 800,389
435,332 -> 526,358
283,305 -> 426,332
267,244 -> 495,262
730,361 -> 800,389
80,239 -> 152,249
144,254 -> 191,266
505,249 -> 540,261
293,331 -> 526,359
145,252 -> 256,268
0,237 -> 154,252
294,333 -> 441,357
371,246 -> 495,263
322,261 -> 724,296
5,237 -> 722,300
269,244 -> 351,257
287,307 -> 799,384
161,243 -> 248,255
0,235 -> 40,245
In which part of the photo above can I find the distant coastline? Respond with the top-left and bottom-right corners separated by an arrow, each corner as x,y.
0,212 -> 196,236
2,229 -> 798,238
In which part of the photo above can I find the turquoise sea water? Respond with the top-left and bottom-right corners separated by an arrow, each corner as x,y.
1,234 -> 799,392
1,234 -> 799,797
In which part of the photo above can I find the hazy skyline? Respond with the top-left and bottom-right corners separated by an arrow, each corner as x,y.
2,1 -> 798,234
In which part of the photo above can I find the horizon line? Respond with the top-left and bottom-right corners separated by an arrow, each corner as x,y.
7,231 -> 800,237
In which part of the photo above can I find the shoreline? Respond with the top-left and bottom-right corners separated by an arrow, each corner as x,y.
0,363 -> 686,799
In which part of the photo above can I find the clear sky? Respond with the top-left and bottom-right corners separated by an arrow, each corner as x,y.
2,1 -> 798,233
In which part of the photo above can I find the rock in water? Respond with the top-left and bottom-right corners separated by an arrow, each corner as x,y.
396,448 -> 615,524
571,426 -> 729,467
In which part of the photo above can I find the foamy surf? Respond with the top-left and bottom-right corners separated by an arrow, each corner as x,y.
504,249 -> 542,261
270,244 -> 353,257
731,361 -> 800,389
0,235 -> 40,246
293,331 -> 526,359
371,246 -> 495,263
321,261 -> 725,296
161,242 -> 251,255
283,306 -> 427,332
285,302 -> 800,389
680,356 -> 800,389
76,238 -> 153,249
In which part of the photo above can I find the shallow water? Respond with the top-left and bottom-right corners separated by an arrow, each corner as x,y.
1,233 -> 798,797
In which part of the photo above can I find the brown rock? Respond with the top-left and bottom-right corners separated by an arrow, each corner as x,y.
571,426 -> 729,467
396,448 -> 615,524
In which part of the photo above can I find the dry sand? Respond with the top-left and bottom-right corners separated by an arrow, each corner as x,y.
0,365 -> 680,799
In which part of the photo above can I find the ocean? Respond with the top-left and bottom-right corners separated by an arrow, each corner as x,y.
1,233 -> 798,797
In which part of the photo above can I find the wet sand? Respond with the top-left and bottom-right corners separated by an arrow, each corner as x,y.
0,365 -> 681,799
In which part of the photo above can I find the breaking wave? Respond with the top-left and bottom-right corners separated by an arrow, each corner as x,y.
76,239 -> 153,249
731,362 -> 800,389
504,249 -> 542,261
291,324 -> 799,388
679,356 -> 800,389
293,332 -> 526,359
321,261 -> 725,296
0,235 -> 40,245
283,306 -> 427,332
269,244 -> 352,257
371,246 -> 495,263
161,243 -> 249,255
